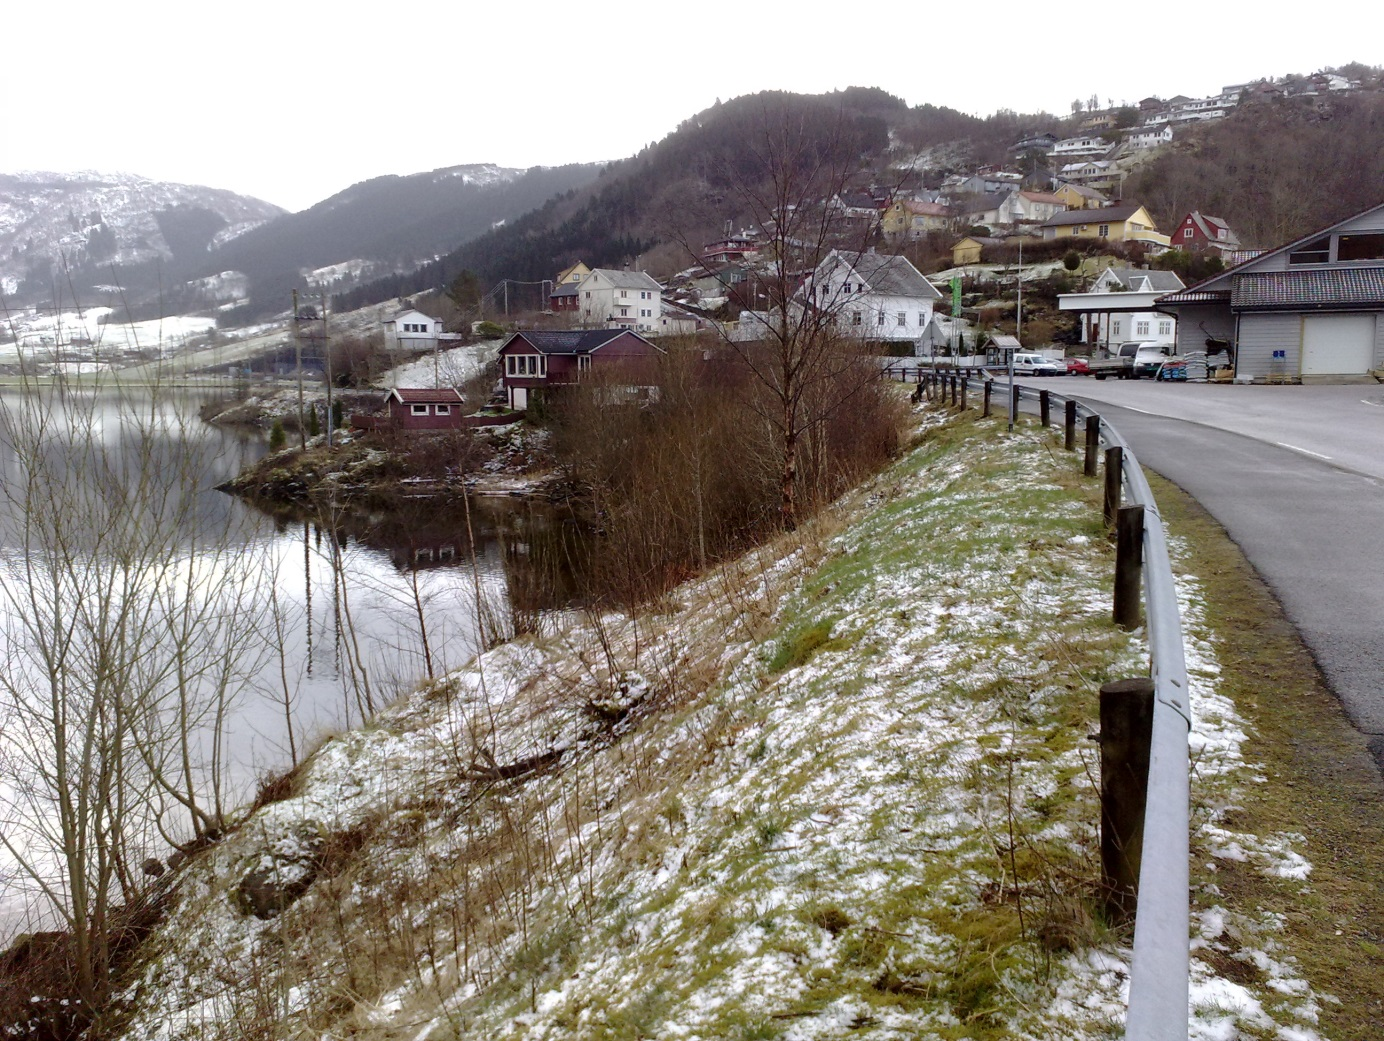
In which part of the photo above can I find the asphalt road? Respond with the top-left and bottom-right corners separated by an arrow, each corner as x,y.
1024,377 -> 1384,769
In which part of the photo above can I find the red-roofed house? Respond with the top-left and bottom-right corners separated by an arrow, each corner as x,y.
1170,211 -> 1244,256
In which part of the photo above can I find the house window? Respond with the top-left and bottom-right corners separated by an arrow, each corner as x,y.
877,314 -> 885,326
1159,320 -> 1172,335
619,307 -> 629,317
1098,225 -> 1110,237
619,290 -> 628,298
1113,320 -> 1122,335
1183,228 -> 1194,238
435,404 -> 451,415
1136,321 -> 1150,336
1288,235 -> 1331,265
897,312 -> 906,327
843,282 -> 852,293
411,404 -> 428,415
578,355 -> 591,372
851,311 -> 862,325
1338,233 -> 1384,261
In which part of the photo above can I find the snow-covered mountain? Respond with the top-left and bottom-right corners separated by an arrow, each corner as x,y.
0,171 -> 284,297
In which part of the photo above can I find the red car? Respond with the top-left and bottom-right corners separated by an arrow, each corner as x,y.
1064,357 -> 1091,375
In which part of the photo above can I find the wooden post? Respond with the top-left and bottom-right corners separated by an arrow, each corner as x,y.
1010,382 -> 1020,420
1083,415 -> 1101,476
1100,677 -> 1155,923
951,373 -> 959,406
1064,399 -> 1077,450
1103,446 -> 1123,527
960,377 -> 968,411
1114,504 -> 1145,629
1039,389 -> 1050,427
983,379 -> 992,418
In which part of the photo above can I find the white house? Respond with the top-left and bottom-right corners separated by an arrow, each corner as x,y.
383,308 -> 444,351
1049,136 -> 1114,158
1124,125 -> 1174,150
576,269 -> 663,333
803,250 -> 944,343
1057,267 -> 1185,349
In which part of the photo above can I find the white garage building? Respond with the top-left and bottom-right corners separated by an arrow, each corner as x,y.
1157,201 -> 1384,379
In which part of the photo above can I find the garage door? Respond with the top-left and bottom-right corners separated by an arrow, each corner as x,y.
1301,314 -> 1376,375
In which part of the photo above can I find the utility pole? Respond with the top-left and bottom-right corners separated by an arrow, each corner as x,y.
292,289 -> 306,449
321,289 -> 333,449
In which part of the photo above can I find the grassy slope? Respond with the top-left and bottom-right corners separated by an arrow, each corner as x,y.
114,405 -> 1344,1041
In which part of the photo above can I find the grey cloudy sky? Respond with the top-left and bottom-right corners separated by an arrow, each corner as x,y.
0,1 -> 1368,212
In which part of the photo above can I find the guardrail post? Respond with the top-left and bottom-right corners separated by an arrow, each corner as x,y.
1114,504 -> 1145,629
983,380 -> 992,418
1083,415 -> 1101,476
1100,676 -> 1155,923
1103,446 -> 1123,527
1064,400 -> 1077,450
948,373 -> 956,406
1039,389 -> 1051,427
1010,382 -> 1020,419
960,377 -> 968,411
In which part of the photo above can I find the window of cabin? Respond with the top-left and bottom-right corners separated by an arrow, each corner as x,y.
1289,235 -> 1331,264
578,355 -> 591,371
1337,233 -> 1384,262
435,404 -> 451,415
1184,228 -> 1194,238
411,404 -> 428,415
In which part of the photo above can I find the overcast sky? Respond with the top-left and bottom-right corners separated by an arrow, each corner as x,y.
0,1 -> 1370,213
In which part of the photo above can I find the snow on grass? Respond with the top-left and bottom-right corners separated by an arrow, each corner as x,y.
381,339 -> 501,390
109,408 -> 1328,1041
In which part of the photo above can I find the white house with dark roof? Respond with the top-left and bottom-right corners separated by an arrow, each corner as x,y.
576,269 -> 664,332
1156,200 -> 1384,379
802,250 -> 944,342
1059,268 -> 1185,349
383,308 -> 445,351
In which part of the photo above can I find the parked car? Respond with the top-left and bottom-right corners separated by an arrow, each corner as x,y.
1012,352 -> 1066,376
1065,357 -> 1091,375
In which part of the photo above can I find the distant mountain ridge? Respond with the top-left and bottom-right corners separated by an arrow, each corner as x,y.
0,170 -> 283,298
0,162 -> 603,319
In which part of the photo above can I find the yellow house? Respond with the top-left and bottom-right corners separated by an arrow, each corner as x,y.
554,261 -> 591,286
1038,203 -> 1169,246
952,236 -> 1000,265
881,199 -> 952,240
1052,182 -> 1109,210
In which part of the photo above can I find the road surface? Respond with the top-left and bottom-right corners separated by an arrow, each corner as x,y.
1023,377 -> 1384,769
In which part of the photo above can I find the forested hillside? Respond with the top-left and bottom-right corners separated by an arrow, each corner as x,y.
1128,89 -> 1384,247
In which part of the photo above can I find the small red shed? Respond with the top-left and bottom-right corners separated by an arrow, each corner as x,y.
383,387 -> 465,429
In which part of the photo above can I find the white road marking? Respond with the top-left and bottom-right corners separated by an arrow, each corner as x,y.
1117,404 -> 1154,415
1275,442 -> 1333,461
1362,398 -> 1384,408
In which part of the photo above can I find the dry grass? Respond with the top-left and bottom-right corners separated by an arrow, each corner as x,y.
1152,473 -> 1384,1039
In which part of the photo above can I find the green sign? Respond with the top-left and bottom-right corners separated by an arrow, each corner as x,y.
951,276 -> 962,318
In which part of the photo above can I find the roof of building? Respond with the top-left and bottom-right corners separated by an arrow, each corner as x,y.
1019,190 -> 1065,205
898,199 -> 950,217
387,387 -> 464,404
550,282 -> 581,298
1101,268 -> 1186,292
500,329 -> 659,355
1230,268 -> 1384,310
1041,203 -> 1148,228
824,251 -> 943,300
587,269 -> 663,291
1159,199 -> 1384,301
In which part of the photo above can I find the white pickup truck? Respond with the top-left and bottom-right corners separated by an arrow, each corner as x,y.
1088,341 -> 1173,380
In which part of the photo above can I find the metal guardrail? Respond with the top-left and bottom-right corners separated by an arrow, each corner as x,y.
936,373 -> 1192,1041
